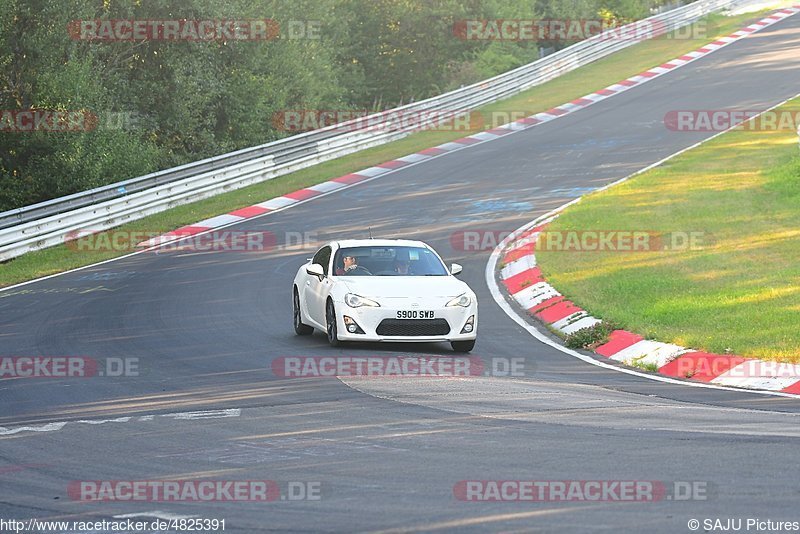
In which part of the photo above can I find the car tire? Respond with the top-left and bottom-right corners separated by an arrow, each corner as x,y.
293,288 -> 314,336
326,300 -> 341,347
451,340 -> 475,353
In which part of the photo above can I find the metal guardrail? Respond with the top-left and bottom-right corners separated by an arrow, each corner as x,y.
0,0 -> 746,261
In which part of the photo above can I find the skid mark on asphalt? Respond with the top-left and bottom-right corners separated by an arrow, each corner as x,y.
0,286 -> 117,300
74,271 -> 139,282
154,436 -> 409,465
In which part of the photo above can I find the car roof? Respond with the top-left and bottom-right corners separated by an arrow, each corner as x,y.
334,239 -> 431,249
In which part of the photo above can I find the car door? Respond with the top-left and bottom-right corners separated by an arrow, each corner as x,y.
303,245 -> 333,327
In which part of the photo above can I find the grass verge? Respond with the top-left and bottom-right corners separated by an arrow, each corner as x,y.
537,97 -> 800,363
0,9 -> 773,288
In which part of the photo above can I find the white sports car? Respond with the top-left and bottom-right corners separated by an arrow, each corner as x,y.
292,239 -> 477,352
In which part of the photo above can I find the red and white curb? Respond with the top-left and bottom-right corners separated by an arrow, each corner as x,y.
494,218 -> 800,395
136,6 -> 800,250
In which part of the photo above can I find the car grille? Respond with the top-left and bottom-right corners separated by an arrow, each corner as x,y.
376,318 -> 451,337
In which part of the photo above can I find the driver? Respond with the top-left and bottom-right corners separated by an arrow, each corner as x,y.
341,254 -> 371,276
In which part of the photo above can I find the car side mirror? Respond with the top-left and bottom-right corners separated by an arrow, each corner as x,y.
450,263 -> 463,276
306,263 -> 325,279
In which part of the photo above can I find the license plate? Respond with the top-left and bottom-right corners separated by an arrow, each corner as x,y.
396,310 -> 434,319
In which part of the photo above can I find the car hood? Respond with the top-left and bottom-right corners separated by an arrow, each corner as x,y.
339,276 -> 470,299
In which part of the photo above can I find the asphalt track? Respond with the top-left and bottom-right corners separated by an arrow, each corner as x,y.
2,13 -> 800,533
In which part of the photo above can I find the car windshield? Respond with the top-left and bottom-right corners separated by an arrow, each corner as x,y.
334,246 -> 448,276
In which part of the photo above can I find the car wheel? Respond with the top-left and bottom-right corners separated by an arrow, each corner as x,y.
326,300 -> 341,347
293,288 -> 313,336
451,340 -> 475,353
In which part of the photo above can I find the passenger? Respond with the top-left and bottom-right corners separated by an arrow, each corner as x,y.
394,259 -> 410,275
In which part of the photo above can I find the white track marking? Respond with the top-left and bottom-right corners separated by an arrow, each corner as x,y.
0,409 -> 240,436
114,511 -> 198,520
500,254 -> 537,279
609,340 -> 690,367
193,214 -> 245,227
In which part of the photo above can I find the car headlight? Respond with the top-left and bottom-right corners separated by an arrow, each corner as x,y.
446,294 -> 472,307
345,293 -> 380,308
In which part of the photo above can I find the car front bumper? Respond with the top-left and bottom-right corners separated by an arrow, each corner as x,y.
334,300 -> 477,343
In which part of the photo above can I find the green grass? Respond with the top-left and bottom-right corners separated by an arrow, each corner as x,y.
564,321 -> 616,349
631,360 -> 660,372
0,10 -> 771,288
537,97 -> 800,363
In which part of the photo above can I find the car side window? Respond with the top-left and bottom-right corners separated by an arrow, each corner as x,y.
312,246 -> 332,275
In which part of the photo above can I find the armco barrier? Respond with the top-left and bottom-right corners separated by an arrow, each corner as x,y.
0,0 -> 757,261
